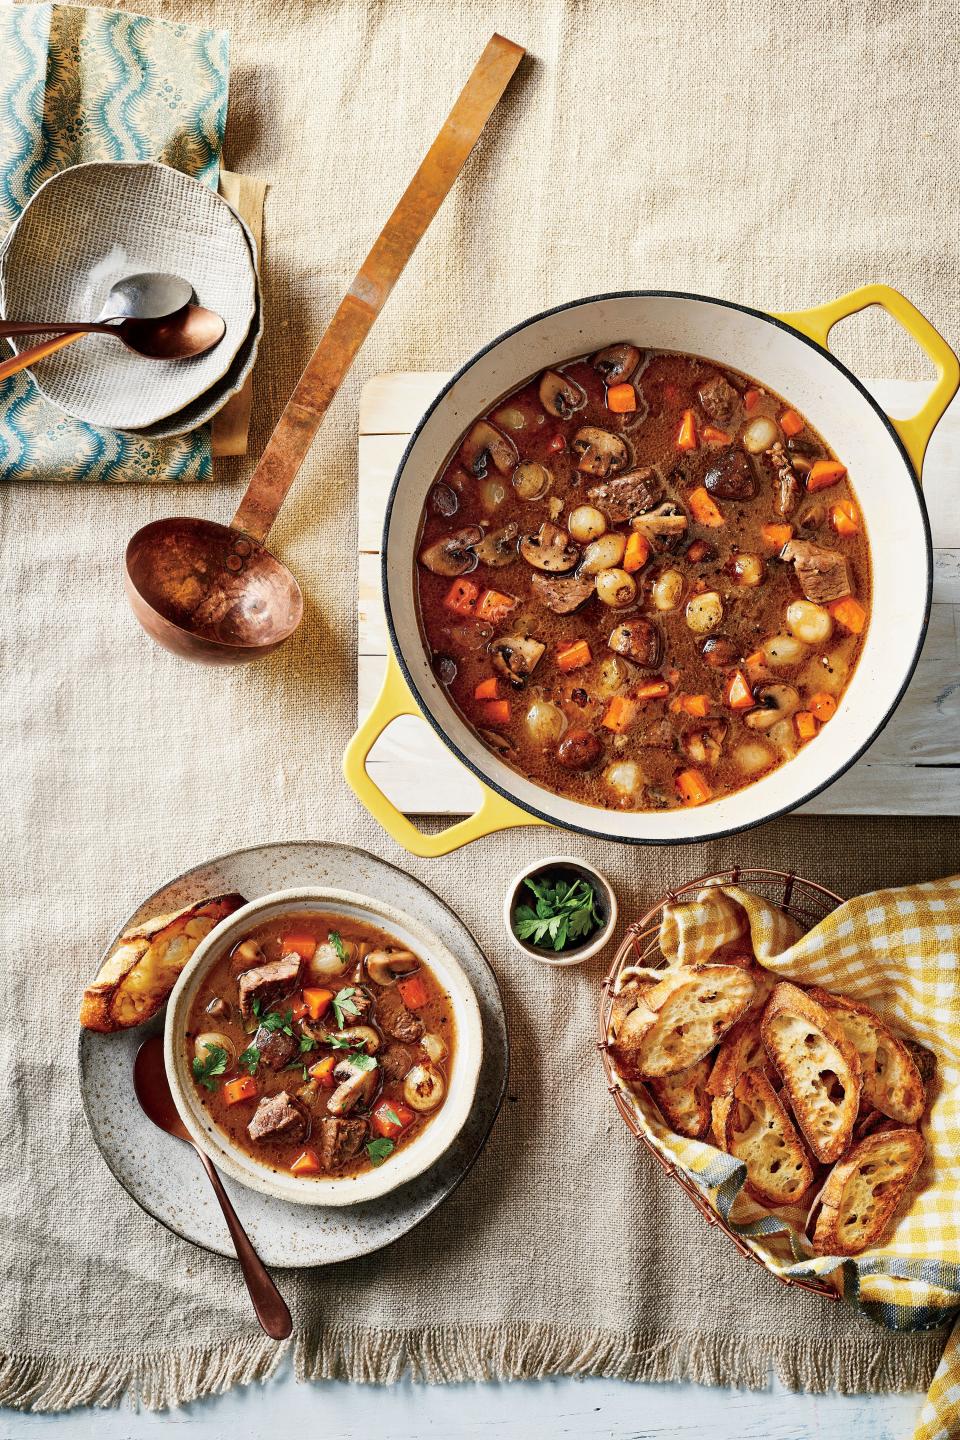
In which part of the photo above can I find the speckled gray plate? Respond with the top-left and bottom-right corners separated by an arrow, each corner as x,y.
78,842 -> 508,1268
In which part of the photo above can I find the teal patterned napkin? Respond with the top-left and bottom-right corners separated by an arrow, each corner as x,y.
0,3 -> 229,481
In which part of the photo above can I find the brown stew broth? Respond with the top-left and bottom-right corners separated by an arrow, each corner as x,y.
414,349 -> 870,811
186,912 -> 456,1180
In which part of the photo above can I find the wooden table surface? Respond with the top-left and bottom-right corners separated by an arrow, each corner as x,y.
358,376 -> 959,819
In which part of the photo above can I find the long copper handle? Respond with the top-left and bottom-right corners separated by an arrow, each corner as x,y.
0,332 -> 82,382
0,319 -> 118,337
230,32 -> 524,543
192,1144 -> 293,1340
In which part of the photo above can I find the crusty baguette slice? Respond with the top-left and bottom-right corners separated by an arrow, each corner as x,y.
806,987 -> 925,1125
611,964 -> 755,1078
648,1054 -> 713,1138
80,893 -> 246,1031
711,1094 -> 733,1149
708,1013 -> 774,1097
812,1127 -> 925,1256
904,1037 -> 937,1089
723,1069 -> 815,1206
761,982 -> 862,1164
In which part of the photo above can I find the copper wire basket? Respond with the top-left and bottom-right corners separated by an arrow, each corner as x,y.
598,865 -> 844,1303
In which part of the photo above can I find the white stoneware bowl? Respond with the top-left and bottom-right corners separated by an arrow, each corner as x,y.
346,285 -> 958,852
164,886 -> 484,1207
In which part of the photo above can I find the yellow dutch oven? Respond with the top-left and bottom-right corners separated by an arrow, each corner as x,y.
345,286 -> 958,857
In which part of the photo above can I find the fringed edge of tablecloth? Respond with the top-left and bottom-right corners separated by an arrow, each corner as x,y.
0,1325 -> 947,1411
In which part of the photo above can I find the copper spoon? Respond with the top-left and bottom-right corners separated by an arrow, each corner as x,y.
0,304 -> 225,379
133,1034 -> 293,1340
124,32 -> 525,665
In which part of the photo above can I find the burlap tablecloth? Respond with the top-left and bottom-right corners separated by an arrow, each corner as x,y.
2,0 -> 958,1411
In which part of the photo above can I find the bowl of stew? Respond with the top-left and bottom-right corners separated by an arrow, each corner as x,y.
346,285 -> 957,849
164,888 -> 483,1205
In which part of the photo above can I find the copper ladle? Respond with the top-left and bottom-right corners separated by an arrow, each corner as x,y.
125,33 -> 525,665
133,1034 -> 293,1340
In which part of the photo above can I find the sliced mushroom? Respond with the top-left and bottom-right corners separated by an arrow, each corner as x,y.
328,1056 -> 379,1116
421,1032 -> 448,1064
489,633 -> 546,685
519,521 -> 579,573
317,1024 -> 381,1054
704,450 -> 757,501
631,501 -> 688,552
591,343 -> 641,384
418,526 -> 482,577
477,726 -> 518,754
539,369 -> 586,419
607,618 -> 663,669
512,461 -> 551,500
745,684 -> 800,731
571,427 -> 630,479
682,720 -> 728,769
474,523 -> 519,568
403,1061 -> 446,1112
429,482 -> 459,517
365,949 -> 420,986
233,938 -> 265,966
461,420 -> 518,476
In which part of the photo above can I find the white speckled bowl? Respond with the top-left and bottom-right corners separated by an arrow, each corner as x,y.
164,886 -> 483,1207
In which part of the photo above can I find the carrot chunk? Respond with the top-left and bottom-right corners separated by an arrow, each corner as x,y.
779,409 -> 804,437
443,577 -> 479,615
676,409 -> 698,451
473,676 -> 500,701
223,1076 -> 257,1106
670,693 -> 710,717
478,698 -> 511,726
398,975 -> 429,1010
309,1055 -> 336,1088
556,638 -> 592,673
686,539 -> 713,563
725,670 -> 754,710
601,695 -> 637,732
290,1148 -> 321,1177
623,531 -> 650,573
606,382 -> 637,413
795,710 -> 819,741
676,768 -> 712,806
635,680 -> 671,701
303,987 -> 333,1021
807,459 -> 848,491
688,485 -> 725,527
829,596 -> 867,634
701,425 -> 732,445
831,500 -> 859,536
281,933 -> 318,960
476,588 -> 517,623
809,692 -> 838,722
372,1101 -> 415,1139
743,388 -> 762,412
760,522 -> 793,551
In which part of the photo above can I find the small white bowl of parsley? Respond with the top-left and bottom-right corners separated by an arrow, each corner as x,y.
503,856 -> 618,966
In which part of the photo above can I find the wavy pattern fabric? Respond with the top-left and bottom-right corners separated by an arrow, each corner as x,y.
0,3 -> 229,482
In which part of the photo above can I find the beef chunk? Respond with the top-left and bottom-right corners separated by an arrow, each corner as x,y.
376,987 -> 424,1043
247,1091 -> 308,1145
635,718 -> 675,749
782,539 -> 852,604
318,1116 -> 368,1170
607,618 -> 663,669
766,442 -> 801,517
697,373 -> 739,425
704,450 -> 757,501
587,467 -> 662,523
381,1044 -> 415,1081
204,996 -> 229,1020
253,1023 -> 296,1071
237,954 -> 301,1019
531,571 -> 595,614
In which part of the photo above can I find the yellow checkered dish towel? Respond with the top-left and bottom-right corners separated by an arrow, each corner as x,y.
615,874 -> 960,1440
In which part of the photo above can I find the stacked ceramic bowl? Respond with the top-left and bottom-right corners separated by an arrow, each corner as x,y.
0,162 -> 262,436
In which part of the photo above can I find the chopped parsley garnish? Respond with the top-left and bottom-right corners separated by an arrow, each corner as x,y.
332,986 -> 360,1029
252,998 -> 263,1019
298,1034 -> 317,1054
238,1045 -> 261,1075
366,1137 -> 395,1166
258,1008 -> 294,1036
192,1043 -> 229,1092
329,930 -> 347,964
380,1105 -> 401,1128
348,1051 -> 376,1073
513,873 -> 601,953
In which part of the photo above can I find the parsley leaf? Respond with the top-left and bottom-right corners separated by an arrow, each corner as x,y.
380,1105 -> 401,1128
238,1045 -> 261,1075
298,1034 -> 317,1054
347,1051 -> 376,1073
513,874 -> 601,953
252,998 -> 263,1019
329,930 -> 347,964
332,986 -> 360,1029
366,1137 -> 395,1167
192,1043 -> 229,1092
258,1008 -> 294,1036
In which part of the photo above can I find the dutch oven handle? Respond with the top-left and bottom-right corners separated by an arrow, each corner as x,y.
343,653 -> 546,857
774,283 -> 959,479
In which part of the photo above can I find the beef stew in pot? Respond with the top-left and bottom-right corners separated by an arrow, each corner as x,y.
415,347 -> 871,812
185,912 -> 455,1180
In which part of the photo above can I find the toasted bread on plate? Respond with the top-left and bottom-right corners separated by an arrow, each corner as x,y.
611,964 -> 755,1078
761,982 -> 862,1163
722,1068 -> 815,1206
812,1127 -> 925,1256
806,987 -> 925,1125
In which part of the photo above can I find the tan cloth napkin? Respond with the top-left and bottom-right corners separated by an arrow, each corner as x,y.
2,0 -> 958,1414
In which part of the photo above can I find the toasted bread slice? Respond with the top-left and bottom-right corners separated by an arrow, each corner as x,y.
711,1094 -> 733,1148
904,1038 -> 937,1089
648,1054 -> 713,1138
708,1013 -> 774,1097
611,964 -> 755,1078
80,893 -> 246,1031
807,987 -> 925,1125
812,1127 -> 925,1256
761,983 -> 861,1163
723,1069 -> 815,1206
607,980 -> 650,1041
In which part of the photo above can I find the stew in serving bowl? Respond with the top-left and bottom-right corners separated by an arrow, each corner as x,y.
415,346 -> 871,814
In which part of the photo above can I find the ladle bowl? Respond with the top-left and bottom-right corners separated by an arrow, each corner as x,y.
124,34 -> 524,664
